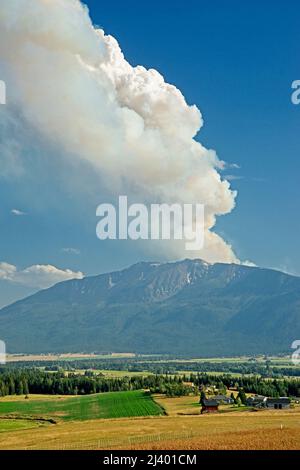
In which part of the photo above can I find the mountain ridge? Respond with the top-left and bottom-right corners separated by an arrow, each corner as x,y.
0,259 -> 299,356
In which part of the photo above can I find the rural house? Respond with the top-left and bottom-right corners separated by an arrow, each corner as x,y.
246,395 -> 267,407
266,397 -> 290,409
214,395 -> 234,405
201,399 -> 219,414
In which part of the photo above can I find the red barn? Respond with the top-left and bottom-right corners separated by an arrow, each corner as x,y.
201,398 -> 219,414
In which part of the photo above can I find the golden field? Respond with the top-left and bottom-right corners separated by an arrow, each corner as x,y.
0,394 -> 299,450
131,428 -> 300,450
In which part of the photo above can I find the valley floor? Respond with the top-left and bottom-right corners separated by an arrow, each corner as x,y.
0,394 -> 299,450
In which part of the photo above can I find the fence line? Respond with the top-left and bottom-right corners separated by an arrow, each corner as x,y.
24,429 -> 198,450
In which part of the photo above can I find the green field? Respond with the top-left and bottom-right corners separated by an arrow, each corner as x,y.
0,419 -> 42,432
0,391 -> 164,423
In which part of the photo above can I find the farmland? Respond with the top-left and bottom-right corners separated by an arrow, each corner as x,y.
0,419 -> 41,433
0,355 -> 299,450
6,354 -> 300,378
0,391 -> 164,423
0,400 -> 299,450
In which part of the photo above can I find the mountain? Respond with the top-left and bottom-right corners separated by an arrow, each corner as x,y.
0,259 -> 300,356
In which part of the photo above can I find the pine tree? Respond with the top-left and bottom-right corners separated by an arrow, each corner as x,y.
200,390 -> 206,405
237,388 -> 247,405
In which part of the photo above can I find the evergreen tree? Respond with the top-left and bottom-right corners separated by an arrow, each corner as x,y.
237,388 -> 247,405
200,390 -> 206,405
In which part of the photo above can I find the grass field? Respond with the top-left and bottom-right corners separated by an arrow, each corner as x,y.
0,407 -> 299,450
6,353 -> 136,362
132,428 -> 300,450
0,419 -> 43,433
154,395 -> 200,416
0,393 -> 299,450
0,391 -> 164,423
67,369 -> 153,378
6,354 -> 294,364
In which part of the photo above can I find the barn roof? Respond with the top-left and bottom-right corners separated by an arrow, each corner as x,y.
266,397 -> 290,404
202,399 -> 218,407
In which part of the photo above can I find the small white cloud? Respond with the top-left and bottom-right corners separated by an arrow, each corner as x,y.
0,261 -> 84,289
223,174 -> 244,182
11,209 -> 27,216
62,247 -> 81,255
242,260 -> 257,267
0,262 -> 17,280
221,162 -> 241,171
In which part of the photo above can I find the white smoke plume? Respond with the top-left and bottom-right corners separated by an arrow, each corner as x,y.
0,0 -> 238,264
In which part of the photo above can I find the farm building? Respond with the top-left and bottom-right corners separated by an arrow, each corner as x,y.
246,395 -> 267,407
214,395 -> 234,405
266,397 -> 290,409
246,396 -> 291,409
201,399 -> 219,414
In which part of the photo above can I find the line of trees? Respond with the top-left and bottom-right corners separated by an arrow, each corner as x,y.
191,373 -> 300,398
7,359 -> 300,377
0,368 -> 192,397
0,368 -> 299,398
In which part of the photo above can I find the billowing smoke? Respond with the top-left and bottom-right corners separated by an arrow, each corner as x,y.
0,0 -> 238,264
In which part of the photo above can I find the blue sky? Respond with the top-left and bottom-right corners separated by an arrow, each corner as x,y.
0,0 -> 299,306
